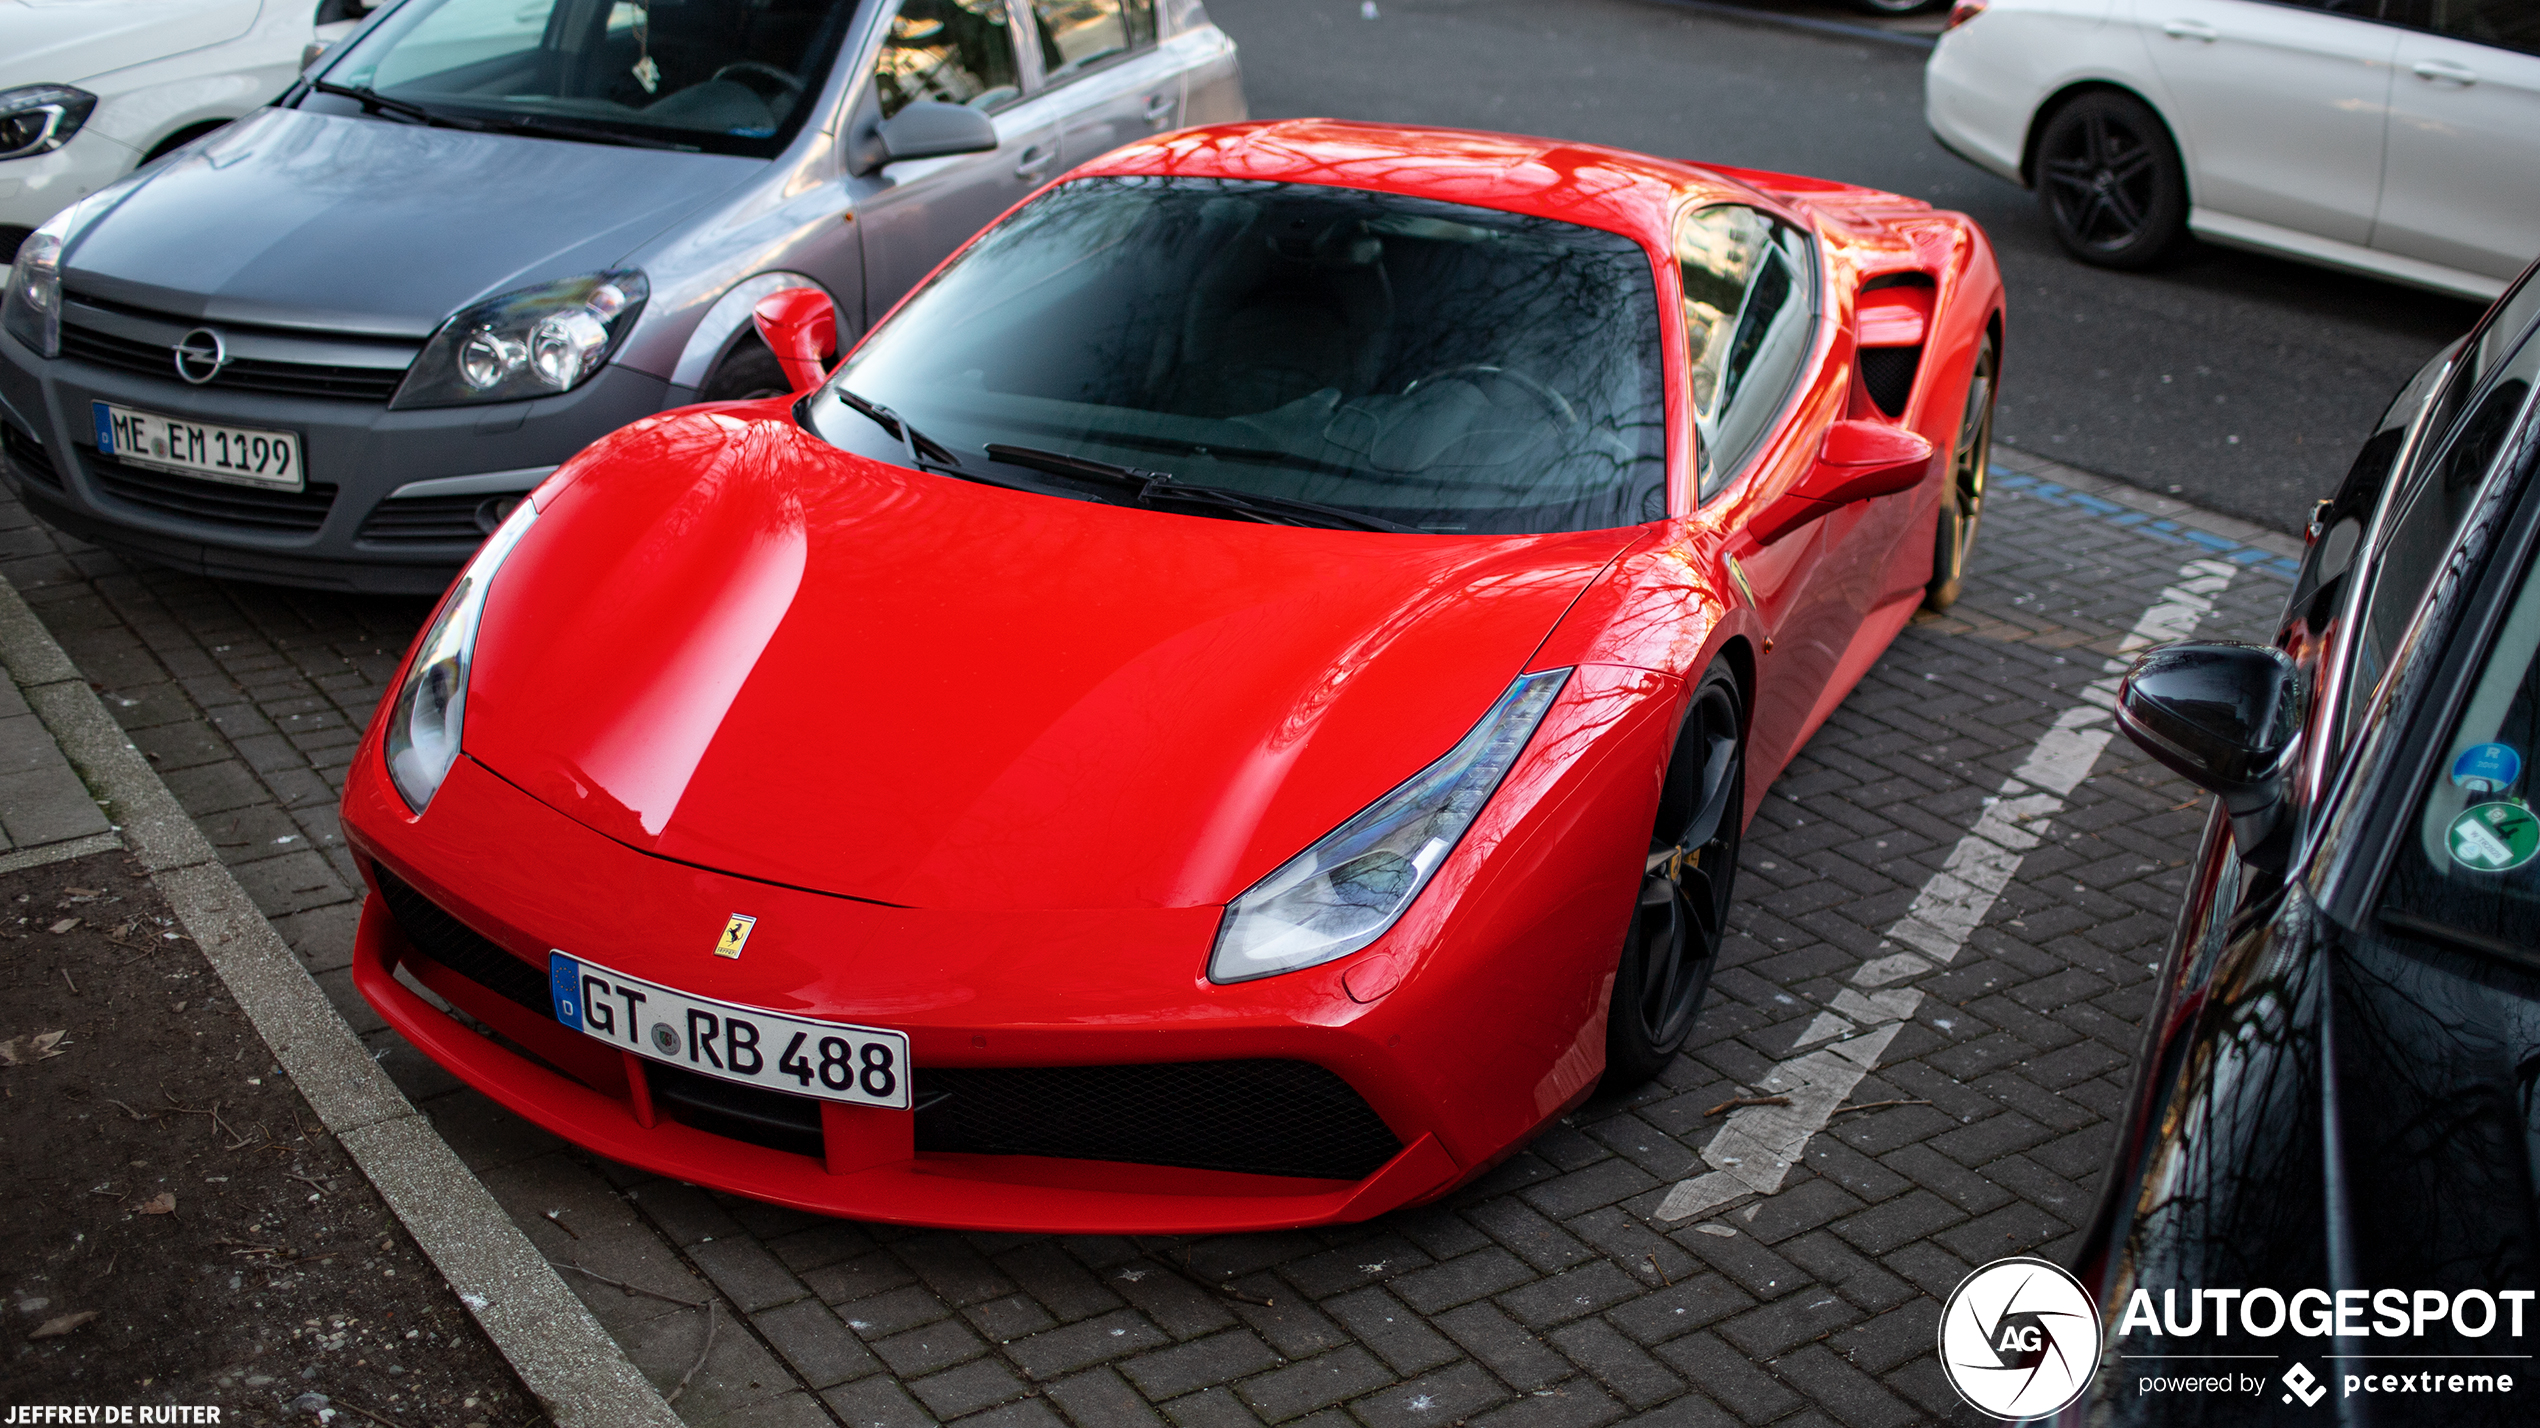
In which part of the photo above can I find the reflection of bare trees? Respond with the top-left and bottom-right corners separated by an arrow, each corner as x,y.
834,174 -> 1669,535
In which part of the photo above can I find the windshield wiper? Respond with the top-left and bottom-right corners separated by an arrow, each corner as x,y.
310,80 -> 485,131
982,443 -> 1416,532
475,113 -> 688,150
832,389 -> 1041,494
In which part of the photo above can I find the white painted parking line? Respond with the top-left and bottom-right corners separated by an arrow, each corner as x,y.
1655,557 -> 2244,1224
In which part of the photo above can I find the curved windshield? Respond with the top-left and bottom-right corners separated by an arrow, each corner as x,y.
312,0 -> 858,158
810,175 -> 1670,534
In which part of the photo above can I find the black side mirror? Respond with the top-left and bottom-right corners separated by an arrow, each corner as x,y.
2115,642 -> 2304,863
877,100 -> 999,164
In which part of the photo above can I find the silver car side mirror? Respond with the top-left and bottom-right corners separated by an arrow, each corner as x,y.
877,101 -> 998,164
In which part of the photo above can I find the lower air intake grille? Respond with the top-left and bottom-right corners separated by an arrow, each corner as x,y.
372,867 -> 552,1017
650,1064 -> 825,1157
3,420 -> 62,491
86,451 -> 338,534
358,493 -> 510,546
915,1060 -> 1403,1180
1859,345 -> 1922,419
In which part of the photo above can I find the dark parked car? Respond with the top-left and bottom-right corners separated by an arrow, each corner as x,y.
2063,263 -> 2540,1424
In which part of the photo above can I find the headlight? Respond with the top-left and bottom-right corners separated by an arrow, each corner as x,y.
0,85 -> 97,160
392,271 -> 647,409
1209,668 -> 1572,984
382,500 -> 539,812
1,207 -> 72,357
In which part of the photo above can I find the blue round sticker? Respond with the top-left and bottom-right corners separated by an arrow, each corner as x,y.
2452,743 -> 2522,795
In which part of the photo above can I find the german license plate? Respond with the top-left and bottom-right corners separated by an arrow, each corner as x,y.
92,400 -> 303,491
548,952 -> 910,1109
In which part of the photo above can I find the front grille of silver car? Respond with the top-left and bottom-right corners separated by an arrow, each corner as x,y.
57,295 -> 419,403
81,447 -> 338,534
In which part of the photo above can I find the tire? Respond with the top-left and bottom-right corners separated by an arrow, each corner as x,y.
2033,91 -> 2188,270
699,328 -> 794,402
1924,330 -> 1997,612
1602,663 -> 1745,1089
1855,0 -> 1941,12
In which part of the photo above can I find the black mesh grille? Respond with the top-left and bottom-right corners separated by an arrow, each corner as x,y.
3,420 -> 61,491
650,1064 -> 825,1157
84,449 -> 338,534
358,494 -> 507,546
1859,344 -> 1921,418
372,867 -> 553,1017
59,321 -> 408,402
915,1060 -> 1403,1180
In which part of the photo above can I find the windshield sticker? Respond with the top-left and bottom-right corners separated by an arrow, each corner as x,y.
2448,801 -> 2540,873
2451,743 -> 2523,796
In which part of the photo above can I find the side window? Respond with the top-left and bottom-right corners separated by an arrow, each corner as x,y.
2341,327 -> 2540,744
874,0 -> 1022,119
2424,0 -> 2540,57
1675,204 -> 1816,500
1028,0 -> 1156,83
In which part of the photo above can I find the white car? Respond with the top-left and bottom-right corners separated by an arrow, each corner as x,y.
1926,0 -> 2540,301
1,0 -> 374,259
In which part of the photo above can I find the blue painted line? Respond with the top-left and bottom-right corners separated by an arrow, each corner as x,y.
1988,471 -> 2299,581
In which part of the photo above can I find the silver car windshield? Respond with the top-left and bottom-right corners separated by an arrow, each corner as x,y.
314,0 -> 858,157
810,175 -> 1670,534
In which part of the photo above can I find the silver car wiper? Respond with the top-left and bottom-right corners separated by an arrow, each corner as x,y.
983,443 -> 1416,533
476,113 -> 688,151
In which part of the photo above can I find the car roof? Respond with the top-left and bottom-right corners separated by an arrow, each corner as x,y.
1070,119 -> 1774,244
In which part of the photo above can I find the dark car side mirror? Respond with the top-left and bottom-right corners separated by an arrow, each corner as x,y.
1747,419 -> 1935,546
751,288 -> 836,395
2115,642 -> 2304,863
878,100 -> 1000,164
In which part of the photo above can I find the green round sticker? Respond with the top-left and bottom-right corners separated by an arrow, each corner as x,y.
2447,801 -> 2540,874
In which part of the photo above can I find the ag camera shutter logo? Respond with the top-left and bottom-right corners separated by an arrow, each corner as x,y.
1940,1257 -> 2102,1419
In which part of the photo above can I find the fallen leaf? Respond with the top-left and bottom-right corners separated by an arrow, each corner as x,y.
47,918 -> 79,934
30,1311 -> 98,1340
0,1031 -> 70,1066
138,1192 -> 176,1215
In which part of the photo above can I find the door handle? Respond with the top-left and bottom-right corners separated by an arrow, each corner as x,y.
2161,18 -> 2218,40
1141,93 -> 1175,126
2412,58 -> 2479,86
1013,144 -> 1054,179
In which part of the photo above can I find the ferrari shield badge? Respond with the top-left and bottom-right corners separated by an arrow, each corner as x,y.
716,913 -> 757,959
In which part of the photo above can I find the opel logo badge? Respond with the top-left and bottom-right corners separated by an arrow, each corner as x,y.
173,327 -> 228,385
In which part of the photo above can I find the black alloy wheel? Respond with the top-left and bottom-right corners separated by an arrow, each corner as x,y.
1855,0 -> 1942,13
1603,664 -> 1744,1088
1924,331 -> 1997,612
2035,91 -> 2187,270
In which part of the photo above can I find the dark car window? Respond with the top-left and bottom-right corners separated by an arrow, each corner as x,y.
1676,204 -> 1816,501
810,175 -> 1670,533
2384,515 -> 2540,956
875,0 -> 1022,118
315,0 -> 856,158
1028,0 -> 1155,82
2386,0 -> 2540,55
2343,323 -> 2540,744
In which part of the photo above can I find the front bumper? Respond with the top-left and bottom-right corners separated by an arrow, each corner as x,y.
344,754 -> 1486,1232
0,320 -> 665,593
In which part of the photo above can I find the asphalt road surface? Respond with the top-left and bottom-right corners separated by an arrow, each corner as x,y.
1204,0 -> 2492,535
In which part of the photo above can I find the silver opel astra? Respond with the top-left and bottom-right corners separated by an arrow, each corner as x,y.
0,0 -> 1242,592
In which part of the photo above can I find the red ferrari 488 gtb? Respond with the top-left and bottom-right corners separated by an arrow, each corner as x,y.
345,120 -> 2003,1233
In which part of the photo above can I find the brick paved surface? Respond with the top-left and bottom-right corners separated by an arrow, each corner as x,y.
0,451 -> 2299,1427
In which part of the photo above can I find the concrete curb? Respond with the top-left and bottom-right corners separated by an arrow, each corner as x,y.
1644,0 -> 1940,52
0,572 -> 683,1428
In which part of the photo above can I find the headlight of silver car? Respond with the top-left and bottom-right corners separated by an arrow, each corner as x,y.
1209,668 -> 1572,984
0,85 -> 97,160
1,207 -> 72,357
382,500 -> 539,812
391,270 -> 647,409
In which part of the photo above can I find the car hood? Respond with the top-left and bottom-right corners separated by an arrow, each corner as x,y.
462,409 -> 1636,911
58,107 -> 760,336
0,0 -> 258,88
